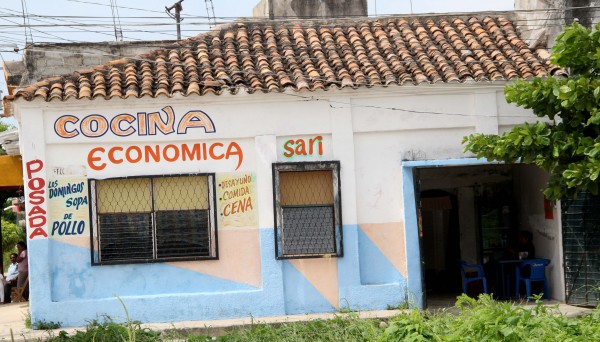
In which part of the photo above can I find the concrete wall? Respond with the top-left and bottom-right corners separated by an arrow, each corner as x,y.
514,0 -> 565,48
253,0 -> 367,18
14,83 -> 556,327
6,41 -> 176,87
566,0 -> 600,27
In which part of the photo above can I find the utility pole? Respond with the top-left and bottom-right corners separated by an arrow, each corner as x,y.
205,0 -> 216,29
166,0 -> 184,41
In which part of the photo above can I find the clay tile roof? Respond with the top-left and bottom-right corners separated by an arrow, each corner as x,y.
9,14 -> 563,102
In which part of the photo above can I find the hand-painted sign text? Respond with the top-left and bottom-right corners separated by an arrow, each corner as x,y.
26,159 -> 48,239
283,135 -> 323,158
54,106 -> 215,138
48,177 -> 89,238
87,141 -> 244,171
217,173 -> 258,228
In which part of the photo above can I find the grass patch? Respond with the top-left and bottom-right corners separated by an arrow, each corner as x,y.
47,319 -> 161,342
42,295 -> 600,341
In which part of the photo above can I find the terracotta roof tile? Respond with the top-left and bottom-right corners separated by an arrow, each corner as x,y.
9,15 -> 564,102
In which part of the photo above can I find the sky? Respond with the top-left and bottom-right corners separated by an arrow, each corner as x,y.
0,0 -> 514,61
0,0 -> 514,119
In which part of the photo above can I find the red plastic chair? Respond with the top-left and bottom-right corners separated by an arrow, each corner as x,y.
460,260 -> 488,296
516,259 -> 550,300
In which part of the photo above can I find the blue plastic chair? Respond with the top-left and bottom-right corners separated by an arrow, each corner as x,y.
460,261 -> 488,296
516,259 -> 550,300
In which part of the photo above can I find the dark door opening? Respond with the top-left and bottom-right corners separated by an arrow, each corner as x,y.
420,190 -> 462,296
416,164 -> 518,306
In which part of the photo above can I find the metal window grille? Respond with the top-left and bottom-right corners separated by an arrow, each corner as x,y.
273,161 -> 342,259
562,192 -> 600,306
90,174 -> 217,265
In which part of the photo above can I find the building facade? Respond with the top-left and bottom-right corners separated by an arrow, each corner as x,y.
7,14 -> 565,327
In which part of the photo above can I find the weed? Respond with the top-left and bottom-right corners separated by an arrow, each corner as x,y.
386,301 -> 410,310
116,295 -> 136,342
40,295 -> 600,341
34,320 -> 62,330
47,319 -> 161,342
338,298 -> 356,313
24,310 -> 31,329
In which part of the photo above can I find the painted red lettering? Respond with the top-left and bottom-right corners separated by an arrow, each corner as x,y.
29,227 -> 48,239
182,144 -> 200,160
26,159 -> 43,179
209,142 -> 224,160
295,139 -> 307,155
126,146 -> 142,163
29,190 -> 45,205
225,142 -> 244,170
28,215 -> 47,229
28,178 -> 45,191
145,145 -> 160,162
28,205 -> 46,217
88,147 -> 106,171
163,144 -> 180,162
108,146 -> 124,164
309,135 -> 323,155
283,140 -> 294,157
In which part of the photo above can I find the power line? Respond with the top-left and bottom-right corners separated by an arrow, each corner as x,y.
204,0 -> 216,29
19,0 -> 33,44
65,0 -> 166,15
0,8 -> 167,41
0,5 -> 596,21
109,0 -> 124,41
0,17 -> 579,29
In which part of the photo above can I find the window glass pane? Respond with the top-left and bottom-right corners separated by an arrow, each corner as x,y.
98,213 -> 153,261
280,171 -> 333,206
154,176 -> 209,210
155,210 -> 210,258
281,205 -> 335,255
97,178 -> 152,213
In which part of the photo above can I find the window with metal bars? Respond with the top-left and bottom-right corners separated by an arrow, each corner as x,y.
272,162 -> 342,259
90,174 -> 218,265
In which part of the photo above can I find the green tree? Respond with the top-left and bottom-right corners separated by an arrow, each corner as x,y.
1,218 -> 22,269
464,22 -> 600,199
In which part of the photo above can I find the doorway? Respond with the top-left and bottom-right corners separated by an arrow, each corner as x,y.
416,164 -> 517,305
402,160 -> 564,309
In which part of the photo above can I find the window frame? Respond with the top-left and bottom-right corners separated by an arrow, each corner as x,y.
89,173 -> 219,266
272,161 -> 343,260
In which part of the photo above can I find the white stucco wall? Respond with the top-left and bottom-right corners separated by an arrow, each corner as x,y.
13,82 -> 562,326
514,164 -> 565,300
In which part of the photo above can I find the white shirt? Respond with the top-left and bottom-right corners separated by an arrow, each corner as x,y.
5,262 -> 18,282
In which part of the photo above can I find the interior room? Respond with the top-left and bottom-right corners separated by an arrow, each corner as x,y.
415,163 -> 561,306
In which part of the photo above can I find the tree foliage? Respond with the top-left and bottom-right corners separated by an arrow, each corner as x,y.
463,23 -> 600,199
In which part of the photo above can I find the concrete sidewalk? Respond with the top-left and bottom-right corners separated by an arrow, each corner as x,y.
0,301 -> 594,341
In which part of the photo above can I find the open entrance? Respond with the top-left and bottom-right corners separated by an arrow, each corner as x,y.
413,162 -> 562,307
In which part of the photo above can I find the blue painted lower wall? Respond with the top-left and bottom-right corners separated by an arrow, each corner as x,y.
29,225 -> 412,327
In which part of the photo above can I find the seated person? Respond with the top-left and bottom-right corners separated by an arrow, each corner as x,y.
1,253 -> 19,303
504,231 -> 536,260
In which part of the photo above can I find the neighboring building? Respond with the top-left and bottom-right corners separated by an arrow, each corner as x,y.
6,11 -> 567,327
3,40 -> 176,93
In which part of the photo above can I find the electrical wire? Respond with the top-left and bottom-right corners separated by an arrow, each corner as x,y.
65,0 -> 166,15
0,6 -> 590,70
